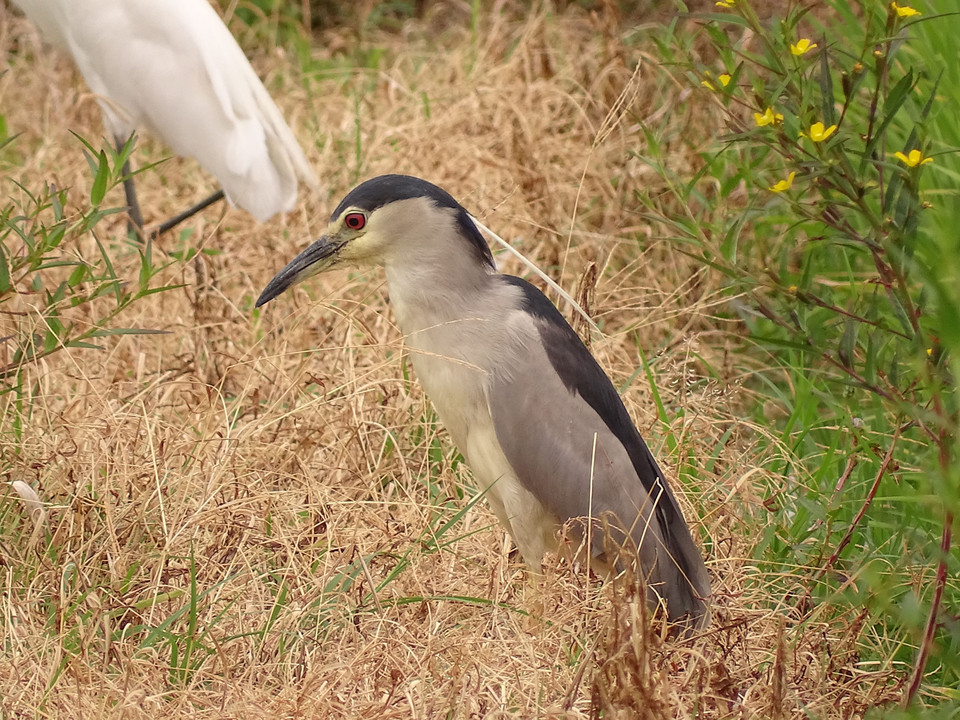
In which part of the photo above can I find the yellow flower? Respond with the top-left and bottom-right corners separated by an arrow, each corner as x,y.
715,0 -> 735,7
702,72 -> 732,91
790,38 -> 818,56
890,2 -> 921,17
801,121 -> 837,142
894,149 -> 933,167
754,107 -> 784,127
769,171 -> 796,193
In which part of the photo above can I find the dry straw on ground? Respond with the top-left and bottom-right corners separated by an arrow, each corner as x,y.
0,2 -> 903,717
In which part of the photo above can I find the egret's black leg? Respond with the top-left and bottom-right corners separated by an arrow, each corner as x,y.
153,190 -> 226,238
117,137 -> 145,240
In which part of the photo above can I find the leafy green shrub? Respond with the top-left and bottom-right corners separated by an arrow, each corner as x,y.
0,137 -> 179,421
640,0 -> 959,704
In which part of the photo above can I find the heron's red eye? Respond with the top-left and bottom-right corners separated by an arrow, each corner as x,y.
344,212 -> 366,230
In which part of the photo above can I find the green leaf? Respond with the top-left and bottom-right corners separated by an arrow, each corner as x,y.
0,242 -> 10,294
819,47 -> 836,126
64,341 -> 104,350
839,317 -> 858,369
863,70 -> 915,168
87,327 -> 169,337
67,263 -> 88,287
50,185 -> 64,220
90,149 -> 109,206
43,320 -> 64,352
93,234 -> 121,303
865,330 -> 878,385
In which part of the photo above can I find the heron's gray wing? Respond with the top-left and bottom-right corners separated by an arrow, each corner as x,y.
490,276 -> 710,624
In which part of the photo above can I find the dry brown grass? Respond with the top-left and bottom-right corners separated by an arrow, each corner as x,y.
0,3 -> 903,718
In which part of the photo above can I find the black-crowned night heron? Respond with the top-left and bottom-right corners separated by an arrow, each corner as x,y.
257,175 -> 711,627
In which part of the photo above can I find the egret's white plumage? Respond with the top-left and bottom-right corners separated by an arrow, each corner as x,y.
12,0 -> 318,223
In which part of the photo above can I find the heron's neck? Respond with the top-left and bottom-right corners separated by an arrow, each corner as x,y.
382,248 -> 494,337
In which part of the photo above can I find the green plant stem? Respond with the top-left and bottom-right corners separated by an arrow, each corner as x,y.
824,425 -> 901,573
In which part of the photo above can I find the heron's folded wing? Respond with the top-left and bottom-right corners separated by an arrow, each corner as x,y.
489,276 -> 710,622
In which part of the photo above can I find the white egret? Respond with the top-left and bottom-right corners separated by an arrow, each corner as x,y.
11,0 -> 319,234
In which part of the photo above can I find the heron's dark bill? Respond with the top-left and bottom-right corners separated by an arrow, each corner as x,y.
256,236 -> 345,307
